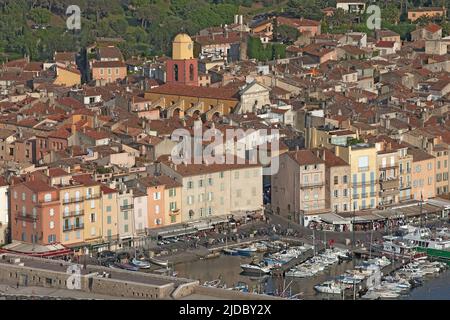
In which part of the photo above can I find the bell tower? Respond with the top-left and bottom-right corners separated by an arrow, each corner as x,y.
166,33 -> 198,86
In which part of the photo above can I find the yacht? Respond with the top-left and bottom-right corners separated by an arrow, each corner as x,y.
237,246 -> 258,256
402,226 -> 450,260
314,281 -> 344,294
240,262 -> 271,274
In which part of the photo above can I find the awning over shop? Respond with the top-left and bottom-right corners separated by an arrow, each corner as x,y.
0,241 -> 72,258
147,224 -> 197,238
318,213 -> 351,225
349,214 -> 386,223
160,228 -> 197,239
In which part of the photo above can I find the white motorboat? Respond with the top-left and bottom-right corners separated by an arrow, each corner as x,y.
314,281 -> 343,294
240,263 -> 271,274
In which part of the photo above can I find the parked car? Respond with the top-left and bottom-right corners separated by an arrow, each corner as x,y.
98,250 -> 116,259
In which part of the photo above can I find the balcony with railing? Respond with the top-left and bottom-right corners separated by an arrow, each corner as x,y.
62,196 -> 84,205
85,193 -> 101,200
16,214 -> 38,222
299,181 -> 324,189
352,181 -> 376,187
120,204 -> 134,211
63,223 -> 84,232
379,164 -> 399,171
64,210 -> 85,218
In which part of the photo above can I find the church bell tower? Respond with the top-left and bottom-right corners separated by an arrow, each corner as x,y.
166,33 -> 198,86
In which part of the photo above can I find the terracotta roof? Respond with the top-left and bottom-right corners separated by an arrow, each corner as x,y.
277,16 -> 320,28
56,97 -> 84,109
23,180 -> 56,193
287,149 -> 324,166
376,41 -> 396,48
312,148 -> 349,167
92,61 -> 126,68
148,84 -> 239,101
24,62 -> 43,72
98,46 -> 124,61
408,147 -> 435,162
194,32 -> 243,45
158,155 -> 261,177
138,175 -> 182,189
425,23 -> 442,33
47,168 -> 69,178
81,129 -> 110,140
101,184 -> 117,194
72,174 -> 99,186
55,52 -> 77,62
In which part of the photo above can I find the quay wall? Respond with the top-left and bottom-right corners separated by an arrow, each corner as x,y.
86,276 -> 174,299
0,262 -> 73,290
0,254 -> 201,299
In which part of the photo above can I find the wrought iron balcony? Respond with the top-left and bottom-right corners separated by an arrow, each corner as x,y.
120,204 -> 134,211
62,196 -> 84,205
64,210 -> 85,217
63,223 -> 84,232
299,181 -> 324,189
15,214 -> 38,222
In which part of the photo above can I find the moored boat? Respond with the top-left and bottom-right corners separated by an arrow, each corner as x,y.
114,262 -> 139,271
240,263 -> 271,274
222,248 -> 239,256
131,258 -> 151,269
314,281 -> 343,294
237,246 -> 258,256
148,256 -> 169,267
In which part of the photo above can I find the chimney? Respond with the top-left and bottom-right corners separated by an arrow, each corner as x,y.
235,15 -> 238,24
239,15 -> 243,25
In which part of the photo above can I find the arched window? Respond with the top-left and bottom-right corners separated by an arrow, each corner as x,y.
189,64 -> 194,81
174,64 -> 179,81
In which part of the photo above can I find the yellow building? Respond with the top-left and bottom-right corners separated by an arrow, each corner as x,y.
100,185 -> 120,242
163,180 -> 183,226
53,65 -> 81,87
336,143 -> 378,211
81,182 -> 103,244
306,125 -> 358,149
59,184 -> 86,247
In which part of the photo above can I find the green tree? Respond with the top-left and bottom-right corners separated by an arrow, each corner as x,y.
28,8 -> 52,24
381,4 -> 400,25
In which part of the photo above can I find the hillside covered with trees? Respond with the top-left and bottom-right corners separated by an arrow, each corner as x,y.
0,0 -> 449,62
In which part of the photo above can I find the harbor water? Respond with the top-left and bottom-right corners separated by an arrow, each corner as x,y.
401,269 -> 450,300
174,254 -> 450,300
174,253 -> 356,299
